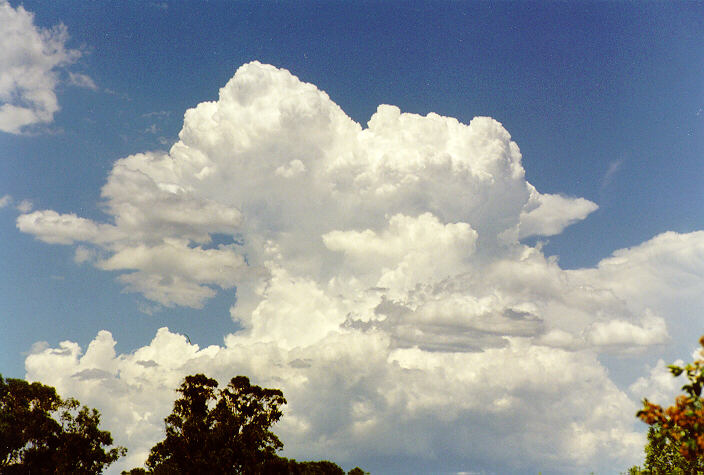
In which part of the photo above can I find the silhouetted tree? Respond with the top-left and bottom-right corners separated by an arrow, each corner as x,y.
145,374 -> 287,473
138,373 -> 366,474
0,374 -> 125,473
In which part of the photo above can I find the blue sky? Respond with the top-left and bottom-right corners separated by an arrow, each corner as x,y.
1,1 -> 703,473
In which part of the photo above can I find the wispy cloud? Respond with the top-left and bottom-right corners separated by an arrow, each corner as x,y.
0,194 -> 11,208
67,72 -> 98,91
141,110 -> 171,119
601,158 -> 624,189
16,199 -> 33,213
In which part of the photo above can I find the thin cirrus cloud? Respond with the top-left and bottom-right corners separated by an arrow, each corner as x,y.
0,0 -> 94,134
17,62 -> 704,473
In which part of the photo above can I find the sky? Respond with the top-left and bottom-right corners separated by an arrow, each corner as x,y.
1,1 -> 703,473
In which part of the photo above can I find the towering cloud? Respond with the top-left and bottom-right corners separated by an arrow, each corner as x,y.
18,63 -> 704,473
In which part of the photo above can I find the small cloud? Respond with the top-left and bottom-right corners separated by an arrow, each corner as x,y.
0,195 -> 12,208
67,72 -> 98,91
74,246 -> 97,264
601,159 -> 624,189
138,302 -> 163,316
50,275 -> 65,281
141,111 -> 171,119
144,124 -> 159,134
157,136 -> 169,146
16,199 -> 33,213
150,2 -> 168,10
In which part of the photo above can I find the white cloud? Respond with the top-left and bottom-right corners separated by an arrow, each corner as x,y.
15,199 -> 33,213
585,311 -> 668,350
629,358 -> 684,405
18,62 -> 704,473
0,0 -> 82,133
518,185 -> 598,238
17,209 -> 122,245
26,328 -> 645,474
67,71 -> 98,91
0,194 -> 11,208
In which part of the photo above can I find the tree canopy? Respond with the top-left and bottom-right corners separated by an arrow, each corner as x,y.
138,373 -> 365,474
630,335 -> 704,473
144,373 -> 285,472
0,374 -> 125,473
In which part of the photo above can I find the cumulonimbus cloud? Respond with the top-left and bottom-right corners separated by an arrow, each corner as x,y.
18,62 -> 704,473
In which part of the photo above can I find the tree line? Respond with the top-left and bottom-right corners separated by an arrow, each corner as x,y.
1,373 -> 365,474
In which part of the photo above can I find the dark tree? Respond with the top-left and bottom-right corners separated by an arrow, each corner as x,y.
136,374 -> 366,474
257,456 -> 346,474
0,374 -> 125,473
145,374 -> 287,473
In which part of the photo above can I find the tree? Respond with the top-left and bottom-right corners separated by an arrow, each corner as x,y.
634,335 -> 704,472
626,426 -> 704,474
140,374 -> 365,474
0,374 -> 125,473
145,374 -> 287,473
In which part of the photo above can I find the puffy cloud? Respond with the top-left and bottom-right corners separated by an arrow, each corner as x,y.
0,194 -> 11,208
323,212 -> 478,293
519,185 -> 598,238
18,62 -> 704,472
100,240 -> 246,308
629,358 -> 684,405
26,328 -> 644,474
0,0 -> 84,133
585,311 -> 668,350
18,61 -> 591,308
17,209 -> 122,245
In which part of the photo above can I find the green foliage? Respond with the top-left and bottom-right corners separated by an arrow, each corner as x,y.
257,456 -> 347,474
0,374 -> 125,473
134,373 -> 366,474
632,335 -> 704,472
346,467 -> 369,475
626,426 -> 704,474
145,373 -> 287,473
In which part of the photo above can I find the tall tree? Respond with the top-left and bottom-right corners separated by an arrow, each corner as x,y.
635,335 -> 704,471
0,374 -> 125,473
145,374 -> 287,473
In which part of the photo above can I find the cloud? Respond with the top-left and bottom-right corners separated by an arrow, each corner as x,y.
0,194 -> 11,208
18,62 -> 704,473
17,209 -> 122,245
629,358 -> 684,405
585,311 -> 668,350
0,0 -> 82,133
15,199 -> 33,213
518,186 -> 598,238
602,158 -> 624,189
67,72 -> 98,91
